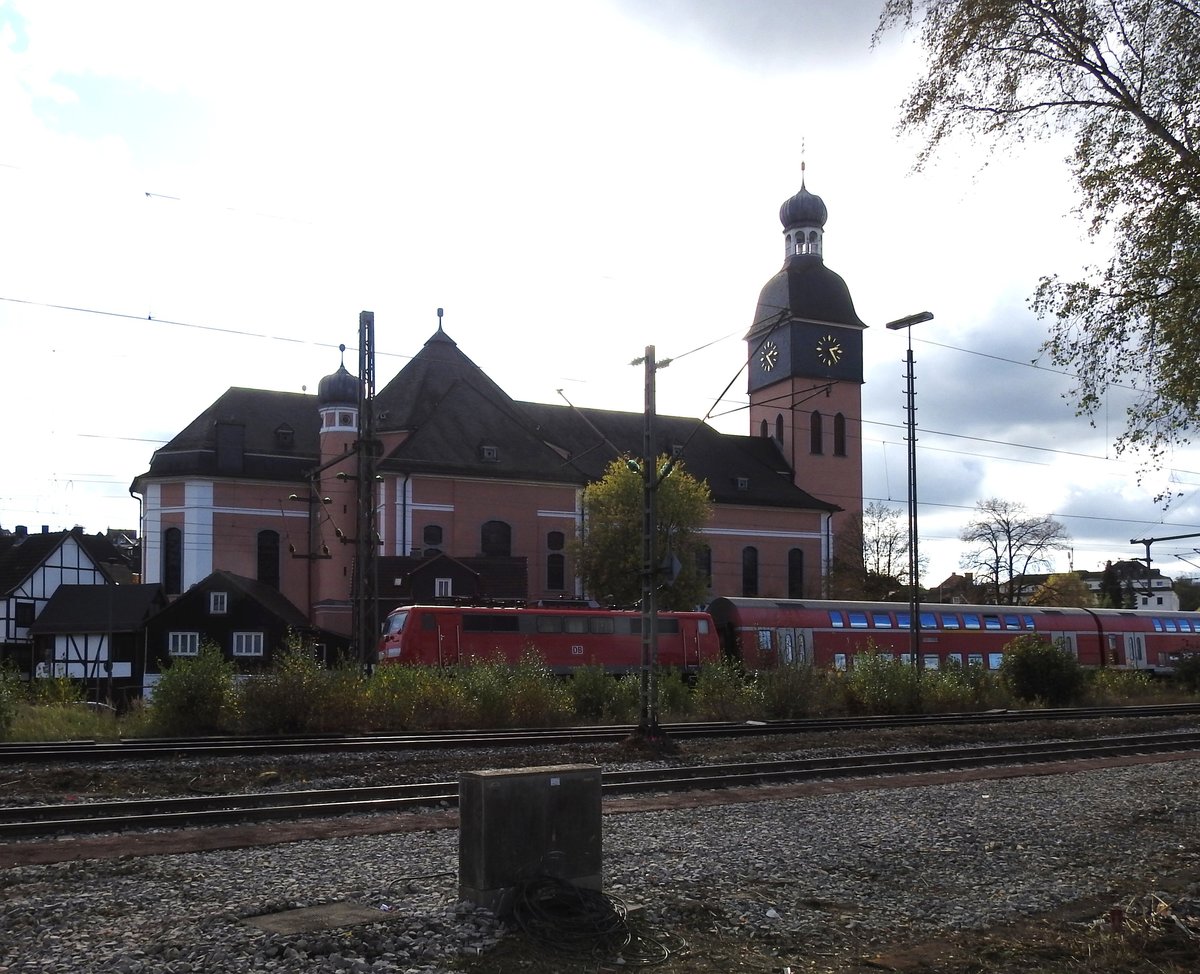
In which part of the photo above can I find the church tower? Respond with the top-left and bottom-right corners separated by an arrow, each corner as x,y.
746,167 -> 865,538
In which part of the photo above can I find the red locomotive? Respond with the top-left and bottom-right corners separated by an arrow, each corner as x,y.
377,603 -> 720,674
707,597 -> 1200,675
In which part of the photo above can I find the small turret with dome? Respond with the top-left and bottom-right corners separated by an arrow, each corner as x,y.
318,344 -> 359,433
779,162 -> 828,259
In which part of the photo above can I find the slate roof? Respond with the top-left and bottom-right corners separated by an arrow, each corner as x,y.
133,326 -> 838,513
30,584 -> 167,634
748,253 -> 865,339
133,388 -> 318,484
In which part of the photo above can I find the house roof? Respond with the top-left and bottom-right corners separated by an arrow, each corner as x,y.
0,527 -> 118,598
30,584 -> 166,634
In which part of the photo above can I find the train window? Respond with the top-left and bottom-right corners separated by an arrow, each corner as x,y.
564,616 -> 587,633
1164,619 -> 1179,632
900,653 -> 913,665
463,614 -> 520,633
1022,615 -> 1035,628
984,615 -> 1001,630
968,653 -> 983,668
871,612 -> 892,628
828,612 -> 845,628
1179,619 -> 1192,632
698,619 -> 710,634
848,612 -> 869,628
590,617 -> 616,634
947,652 -> 964,667
383,611 -> 408,635
922,654 -> 940,670
656,619 -> 681,634
941,614 -> 960,629
920,611 -> 937,629
963,614 -> 981,629
896,611 -> 910,628
878,652 -> 895,661
421,613 -> 437,631
536,616 -> 563,633
757,629 -> 772,650
1003,614 -> 1021,628
988,653 -> 1004,669
833,653 -> 847,671
1152,618 -> 1164,631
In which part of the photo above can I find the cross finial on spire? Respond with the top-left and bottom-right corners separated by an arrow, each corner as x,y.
801,138 -> 807,187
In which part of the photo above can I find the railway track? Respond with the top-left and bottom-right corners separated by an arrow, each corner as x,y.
3,702 -> 1199,765
3,727 -> 1199,839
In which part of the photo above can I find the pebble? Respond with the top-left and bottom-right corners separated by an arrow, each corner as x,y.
1,759 -> 1198,971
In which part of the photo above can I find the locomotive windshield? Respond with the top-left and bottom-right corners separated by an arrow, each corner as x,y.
382,610 -> 408,636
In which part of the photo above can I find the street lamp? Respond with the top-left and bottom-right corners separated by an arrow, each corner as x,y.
885,311 -> 933,672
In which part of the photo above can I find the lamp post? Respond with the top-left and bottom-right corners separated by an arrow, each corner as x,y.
885,311 -> 933,672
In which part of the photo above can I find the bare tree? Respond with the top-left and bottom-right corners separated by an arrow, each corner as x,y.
959,498 -> 1071,604
828,501 -> 927,600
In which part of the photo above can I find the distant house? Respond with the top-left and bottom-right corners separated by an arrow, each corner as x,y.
0,526 -> 130,681
30,584 -> 168,705
142,570 -> 350,689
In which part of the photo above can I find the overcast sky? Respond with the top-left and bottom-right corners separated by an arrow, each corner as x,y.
3,0 -> 1200,587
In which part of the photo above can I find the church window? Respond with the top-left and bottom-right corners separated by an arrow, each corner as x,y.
810,411 -> 823,454
833,413 -> 846,456
546,531 -> 566,591
775,414 -> 784,441
423,524 -> 443,547
742,546 -> 759,597
257,530 -> 280,589
788,548 -> 804,598
760,419 -> 768,438
163,527 -> 182,596
481,520 -> 512,557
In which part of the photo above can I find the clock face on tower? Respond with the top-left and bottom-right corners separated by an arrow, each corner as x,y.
759,340 -> 780,372
815,334 -> 843,367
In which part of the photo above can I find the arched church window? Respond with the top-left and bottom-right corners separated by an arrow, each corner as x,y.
810,410 -> 823,454
834,413 -> 846,456
775,414 -> 784,441
760,419 -> 768,438
481,520 -> 512,557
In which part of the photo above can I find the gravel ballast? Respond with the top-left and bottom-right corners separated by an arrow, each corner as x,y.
2,758 -> 1198,973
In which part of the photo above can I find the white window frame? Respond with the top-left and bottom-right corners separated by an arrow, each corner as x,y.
435,577 -> 453,598
232,632 -> 264,657
210,592 -> 228,614
169,632 -> 200,656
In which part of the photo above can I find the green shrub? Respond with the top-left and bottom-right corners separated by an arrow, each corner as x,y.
28,675 -> 84,706
505,653 -> 573,727
1172,653 -> 1200,694
148,643 -> 236,735
998,634 -> 1084,706
844,653 -> 920,715
1085,667 -> 1161,704
915,665 -> 983,713
756,663 -> 840,718
238,643 -> 362,734
0,662 -> 21,738
656,668 -> 693,720
692,659 -> 759,720
569,665 -> 616,721
454,656 -> 512,727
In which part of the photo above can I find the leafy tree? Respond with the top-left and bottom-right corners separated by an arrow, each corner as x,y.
1028,572 -> 1094,607
877,1 -> 1200,487
573,455 -> 712,610
828,500 -> 927,599
1097,560 -> 1130,608
1174,576 -> 1200,612
959,498 -> 1070,604
149,642 -> 236,735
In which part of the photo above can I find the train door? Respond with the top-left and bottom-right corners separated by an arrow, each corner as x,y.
1125,633 -> 1145,670
1054,631 -> 1079,659
774,627 -> 808,665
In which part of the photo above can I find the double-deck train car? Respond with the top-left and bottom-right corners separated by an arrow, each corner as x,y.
377,603 -> 720,674
707,597 -> 1200,675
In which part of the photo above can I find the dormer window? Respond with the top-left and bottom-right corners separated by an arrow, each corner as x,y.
210,592 -> 228,614
735,476 -> 750,491
275,424 -> 295,450
480,445 -> 499,462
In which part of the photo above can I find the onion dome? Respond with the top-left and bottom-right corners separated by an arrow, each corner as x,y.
317,344 -> 359,406
778,181 -> 827,230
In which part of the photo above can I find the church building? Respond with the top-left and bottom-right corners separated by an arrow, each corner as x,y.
131,175 -> 867,643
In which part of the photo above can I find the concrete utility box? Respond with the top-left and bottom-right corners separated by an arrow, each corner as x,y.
458,764 -> 602,911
